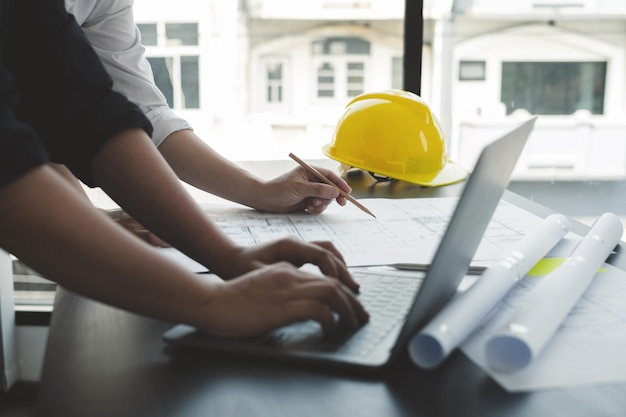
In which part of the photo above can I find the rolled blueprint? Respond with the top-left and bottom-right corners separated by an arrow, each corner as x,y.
485,212 -> 623,372
409,213 -> 571,369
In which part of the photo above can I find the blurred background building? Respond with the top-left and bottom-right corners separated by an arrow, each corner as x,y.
133,0 -> 626,182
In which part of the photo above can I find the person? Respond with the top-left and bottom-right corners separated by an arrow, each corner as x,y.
57,0 -> 351,244
0,0 -> 368,337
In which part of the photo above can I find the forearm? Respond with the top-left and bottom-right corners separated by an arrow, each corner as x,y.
158,129 -> 348,215
92,128 -> 244,277
48,163 -> 89,199
158,129 -> 268,209
0,166 -> 367,336
0,165 -> 213,326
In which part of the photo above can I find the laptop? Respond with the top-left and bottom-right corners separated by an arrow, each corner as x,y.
163,117 -> 537,370
1,250 -> 18,391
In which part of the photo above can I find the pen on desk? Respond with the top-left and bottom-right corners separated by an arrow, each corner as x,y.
389,263 -> 487,275
288,152 -> 376,218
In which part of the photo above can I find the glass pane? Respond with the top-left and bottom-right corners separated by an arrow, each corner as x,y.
266,62 -> 283,103
137,23 -> 157,46
165,23 -> 199,46
317,90 -> 335,98
317,62 -> 335,98
329,41 -> 347,55
312,37 -> 370,55
345,38 -> 370,55
459,61 -> 486,81
501,62 -> 606,115
392,56 -> 403,90
347,62 -> 364,96
181,56 -> 200,109
267,62 -> 282,80
147,56 -> 174,107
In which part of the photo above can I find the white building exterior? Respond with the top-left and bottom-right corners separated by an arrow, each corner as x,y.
132,0 -> 626,180
444,0 -> 626,180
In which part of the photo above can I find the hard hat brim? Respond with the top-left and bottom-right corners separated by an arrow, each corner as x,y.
323,144 -> 467,187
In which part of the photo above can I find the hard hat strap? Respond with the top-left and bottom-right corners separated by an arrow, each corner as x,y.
368,171 -> 392,182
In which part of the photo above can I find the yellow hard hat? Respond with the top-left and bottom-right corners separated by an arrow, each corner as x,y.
322,89 -> 467,187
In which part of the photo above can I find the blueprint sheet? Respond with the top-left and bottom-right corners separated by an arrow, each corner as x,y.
196,197 -> 544,267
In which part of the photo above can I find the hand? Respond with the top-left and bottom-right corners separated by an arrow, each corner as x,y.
104,208 -> 170,248
215,237 -> 360,292
197,262 -> 369,338
257,166 -> 351,214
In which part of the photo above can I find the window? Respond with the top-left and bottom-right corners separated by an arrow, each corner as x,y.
259,57 -> 290,113
347,62 -> 365,97
266,61 -> 283,103
317,62 -> 335,98
180,56 -> 200,108
312,37 -> 370,101
391,56 -> 403,90
147,57 -> 174,106
501,61 -> 606,115
137,23 -> 157,46
459,60 -> 486,81
165,23 -> 199,46
138,22 -> 200,110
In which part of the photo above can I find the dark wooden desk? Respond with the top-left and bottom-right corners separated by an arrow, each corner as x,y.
35,163 -> 626,417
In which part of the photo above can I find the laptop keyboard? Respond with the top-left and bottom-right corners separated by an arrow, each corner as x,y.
335,271 -> 422,355
265,270 -> 423,357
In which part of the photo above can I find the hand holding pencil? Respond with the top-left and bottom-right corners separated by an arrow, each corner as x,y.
289,153 -> 376,218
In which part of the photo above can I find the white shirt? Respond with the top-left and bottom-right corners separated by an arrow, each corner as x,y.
65,0 -> 192,146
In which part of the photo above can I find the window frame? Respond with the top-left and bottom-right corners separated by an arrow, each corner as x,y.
260,56 -> 290,112
141,21 -> 202,110
311,37 -> 372,103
